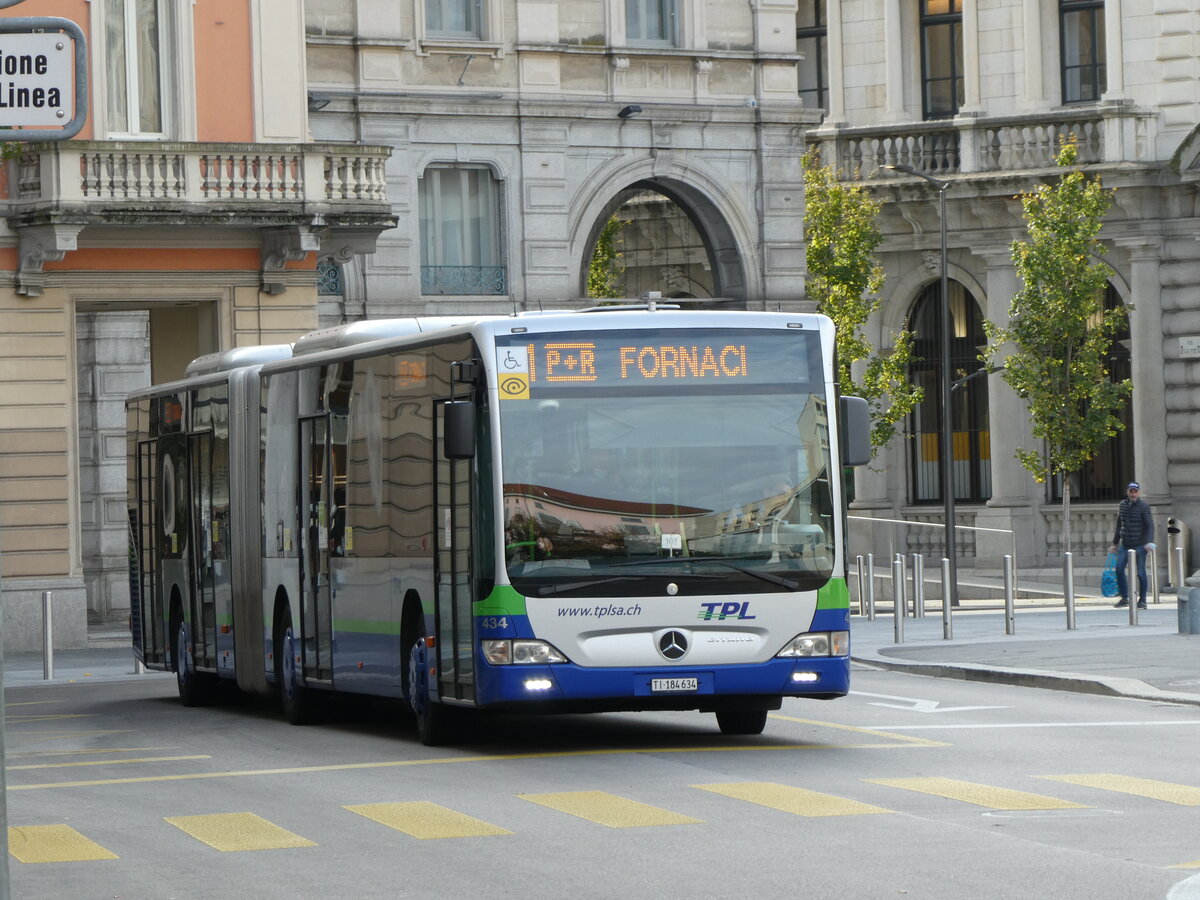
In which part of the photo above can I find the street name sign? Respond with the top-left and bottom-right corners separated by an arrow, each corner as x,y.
0,17 -> 87,140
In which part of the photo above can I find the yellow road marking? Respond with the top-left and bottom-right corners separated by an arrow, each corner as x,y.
519,790 -> 702,828
4,701 -> 64,708
7,719 -> 934,791
346,801 -> 511,839
164,813 -> 316,852
693,782 -> 892,817
9,755 -> 210,771
1042,774 -> 1200,806
8,825 -> 118,863
12,730 -> 132,741
768,714 -> 950,747
9,714 -> 95,722
1171,860 -> 1200,870
865,777 -> 1089,810
8,747 -> 177,759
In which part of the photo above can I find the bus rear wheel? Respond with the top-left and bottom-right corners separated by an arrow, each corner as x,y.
715,708 -> 768,735
276,609 -> 315,725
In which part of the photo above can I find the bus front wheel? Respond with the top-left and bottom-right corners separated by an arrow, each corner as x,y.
175,621 -> 216,707
406,637 -> 458,747
715,708 -> 768,736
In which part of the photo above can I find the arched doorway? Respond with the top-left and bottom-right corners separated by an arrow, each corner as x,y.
582,179 -> 746,303
907,280 -> 992,503
1052,283 -> 1133,502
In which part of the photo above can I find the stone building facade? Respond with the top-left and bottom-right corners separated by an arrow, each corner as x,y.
804,0 -> 1200,582
303,0 -> 813,317
0,0 -> 392,649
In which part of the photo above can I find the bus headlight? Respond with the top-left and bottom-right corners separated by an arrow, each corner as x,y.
482,639 -> 569,665
776,631 -> 849,658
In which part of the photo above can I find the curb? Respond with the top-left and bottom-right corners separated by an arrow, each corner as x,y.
852,651 -> 1200,708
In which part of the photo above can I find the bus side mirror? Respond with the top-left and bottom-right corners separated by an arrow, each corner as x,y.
444,401 -> 476,460
839,396 -> 871,467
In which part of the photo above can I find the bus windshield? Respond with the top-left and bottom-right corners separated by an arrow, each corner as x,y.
497,327 -> 833,598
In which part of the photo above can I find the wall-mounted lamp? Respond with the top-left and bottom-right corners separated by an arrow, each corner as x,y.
617,104 -> 643,119
307,93 -> 331,112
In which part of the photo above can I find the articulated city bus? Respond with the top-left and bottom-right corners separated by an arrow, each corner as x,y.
126,308 -> 870,744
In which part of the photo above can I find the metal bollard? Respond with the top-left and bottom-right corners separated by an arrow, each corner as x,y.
855,555 -> 865,616
1175,546 -> 1186,597
1064,551 -> 1076,630
941,557 -> 953,640
1150,545 -> 1160,605
1128,548 -> 1138,625
42,590 -> 54,681
1003,554 -> 1015,635
893,555 -> 905,643
912,553 -> 925,618
865,553 -> 876,621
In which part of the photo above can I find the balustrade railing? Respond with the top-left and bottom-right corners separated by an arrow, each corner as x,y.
813,105 -> 1145,180
11,141 -> 391,210
421,265 -> 508,296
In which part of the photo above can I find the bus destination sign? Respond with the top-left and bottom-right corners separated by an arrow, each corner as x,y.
495,328 -> 811,399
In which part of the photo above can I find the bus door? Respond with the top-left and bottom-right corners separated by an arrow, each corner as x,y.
299,415 -> 335,682
434,400 -> 475,703
134,438 -> 167,665
187,431 -> 217,670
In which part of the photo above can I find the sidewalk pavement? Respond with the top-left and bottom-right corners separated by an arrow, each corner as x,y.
852,596 -> 1200,707
4,600 -> 1200,706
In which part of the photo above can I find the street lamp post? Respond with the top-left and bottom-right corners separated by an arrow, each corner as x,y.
885,164 -> 958,609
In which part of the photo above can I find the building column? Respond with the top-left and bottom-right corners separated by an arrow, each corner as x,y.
1022,0 -> 1046,106
973,248 -> 1039,567
1121,240 -> 1169,499
883,0 -> 906,121
1102,0 -> 1125,101
961,0 -> 982,112
824,0 -> 846,125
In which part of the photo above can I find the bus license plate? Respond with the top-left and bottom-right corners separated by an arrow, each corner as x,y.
651,677 -> 698,693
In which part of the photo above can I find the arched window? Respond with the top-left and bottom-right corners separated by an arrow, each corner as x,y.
585,185 -> 715,301
908,280 -> 991,503
1052,284 -> 1131,502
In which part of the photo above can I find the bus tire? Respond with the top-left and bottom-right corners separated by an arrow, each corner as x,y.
275,608 -> 315,725
175,620 -> 216,708
715,708 -> 768,736
406,636 -> 458,746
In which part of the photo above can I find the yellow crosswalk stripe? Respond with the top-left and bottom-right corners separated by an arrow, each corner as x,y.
865,777 -> 1089,810
8,825 -> 118,863
164,813 -> 316,852
345,802 -> 511,839
693,782 -> 892,817
519,791 -> 703,828
1042,774 -> 1200,806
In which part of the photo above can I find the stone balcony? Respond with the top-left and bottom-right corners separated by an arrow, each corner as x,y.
5,140 -> 397,295
810,102 -> 1156,181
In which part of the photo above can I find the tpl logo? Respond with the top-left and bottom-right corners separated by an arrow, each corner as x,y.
697,601 -> 756,621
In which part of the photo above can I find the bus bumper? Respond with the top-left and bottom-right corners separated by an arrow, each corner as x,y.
474,655 -> 849,710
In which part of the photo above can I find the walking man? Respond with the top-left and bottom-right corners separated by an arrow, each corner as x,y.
1108,481 -> 1155,609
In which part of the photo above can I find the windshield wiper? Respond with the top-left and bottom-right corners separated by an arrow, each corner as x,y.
536,576 -> 641,597
612,556 -> 802,590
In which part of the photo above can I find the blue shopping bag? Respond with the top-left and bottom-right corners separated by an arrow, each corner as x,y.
1100,551 -> 1120,597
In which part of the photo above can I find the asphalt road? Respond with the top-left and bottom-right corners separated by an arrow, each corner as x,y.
6,666 -> 1200,899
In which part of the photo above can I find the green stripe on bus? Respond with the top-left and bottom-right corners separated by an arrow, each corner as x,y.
475,584 -> 527,618
817,577 -> 848,610
332,619 -> 402,636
